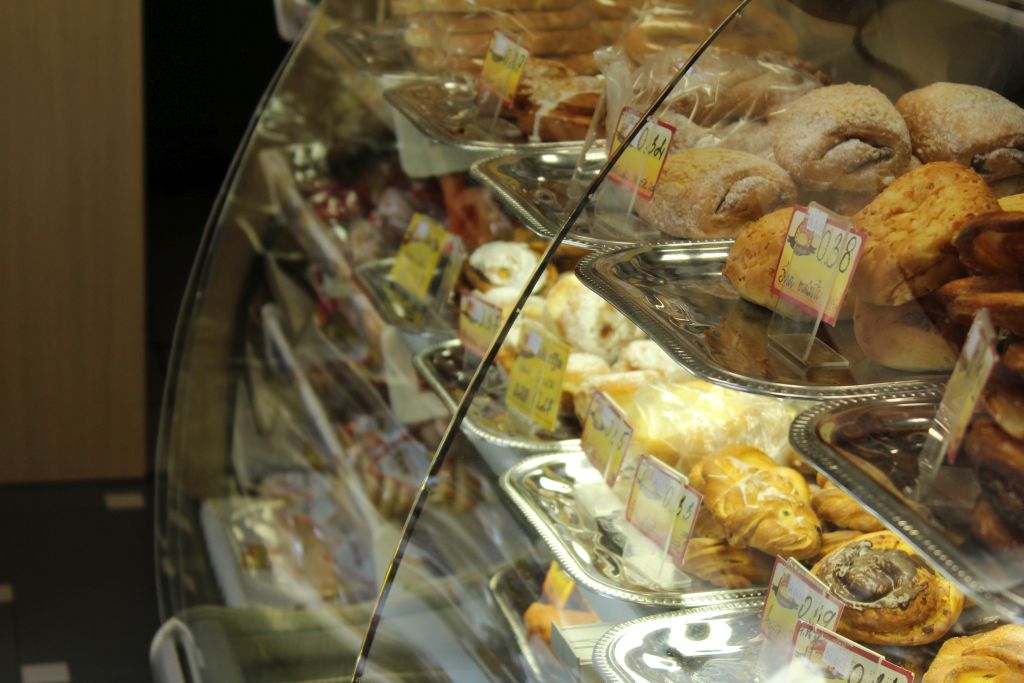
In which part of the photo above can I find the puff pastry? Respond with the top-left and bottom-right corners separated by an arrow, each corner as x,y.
953,211 -> 1024,277
681,537 -> 773,589
811,474 -> 885,532
812,530 -> 964,646
689,445 -> 822,561
922,624 -> 1024,683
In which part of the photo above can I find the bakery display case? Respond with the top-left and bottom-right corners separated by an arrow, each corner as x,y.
153,1 -> 1024,682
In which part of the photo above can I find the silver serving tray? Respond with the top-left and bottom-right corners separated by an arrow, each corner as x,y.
326,23 -> 416,76
470,150 -> 663,250
385,80 -> 589,153
593,600 -> 765,683
577,242 -> 948,400
354,257 -> 455,335
501,451 -> 767,607
790,393 -> 1024,622
414,340 -> 580,452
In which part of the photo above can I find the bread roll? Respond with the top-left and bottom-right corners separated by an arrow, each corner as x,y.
773,84 -> 911,194
897,83 -> 1024,191
851,162 -> 999,306
853,298 -> 959,372
635,148 -> 796,239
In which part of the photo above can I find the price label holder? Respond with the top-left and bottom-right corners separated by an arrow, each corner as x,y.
505,322 -> 571,433
459,292 -> 503,364
598,105 -> 677,220
388,213 -> 465,314
623,455 -> 702,585
759,556 -> 845,673
915,309 -> 998,500
581,391 -> 633,486
767,204 -> 866,370
477,31 -> 529,131
787,622 -> 885,683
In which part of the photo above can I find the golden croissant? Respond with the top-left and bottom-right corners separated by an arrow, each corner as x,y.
923,624 -> 1024,682
812,474 -> 885,532
689,445 -> 822,561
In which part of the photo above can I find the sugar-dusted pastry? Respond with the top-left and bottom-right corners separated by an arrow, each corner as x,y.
544,273 -> 643,362
897,83 -> 1024,194
812,530 -> 965,646
688,445 -> 822,561
571,370 -> 660,425
811,474 -> 884,532
922,624 -> 1024,683
773,84 -> 911,194
611,339 -> 688,380
853,297 -> 959,372
466,241 -> 549,292
681,537 -> 773,589
953,211 -> 1024,277
635,148 -> 796,239
561,352 -> 611,413
852,162 -> 999,306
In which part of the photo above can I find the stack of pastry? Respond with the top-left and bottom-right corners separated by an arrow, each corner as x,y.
393,0 -> 604,76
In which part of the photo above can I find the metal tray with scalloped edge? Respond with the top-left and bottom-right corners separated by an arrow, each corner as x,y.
500,451 -> 767,607
414,339 -> 580,452
790,392 -> 1024,622
576,242 -> 948,400
354,257 -> 456,336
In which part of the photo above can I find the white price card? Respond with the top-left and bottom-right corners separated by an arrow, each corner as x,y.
581,391 -> 633,486
761,556 -> 844,648
625,455 -> 702,564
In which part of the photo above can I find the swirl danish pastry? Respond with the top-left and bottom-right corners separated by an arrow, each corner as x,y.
897,83 -> 1024,197
634,148 -> 796,239
811,530 -> 964,646
688,445 -> 822,561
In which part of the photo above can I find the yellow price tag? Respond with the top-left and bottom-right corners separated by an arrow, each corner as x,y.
541,561 -> 576,609
624,455 -> 702,564
581,391 -> 633,485
459,293 -> 503,357
608,106 -> 676,201
505,323 -> 570,432
771,206 -> 866,326
389,213 -> 448,301
761,557 -> 843,648
478,31 -> 529,108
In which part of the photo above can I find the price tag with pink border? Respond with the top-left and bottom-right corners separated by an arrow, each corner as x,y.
761,556 -> 844,648
625,455 -> 702,564
608,106 -> 676,201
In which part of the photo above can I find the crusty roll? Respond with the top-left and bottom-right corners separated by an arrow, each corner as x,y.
812,474 -> 884,532
772,84 -> 911,194
812,530 -> 965,646
689,445 -> 822,561
897,83 -> 1024,190
922,624 -> 1024,683
851,162 -> 999,306
853,298 -> 959,372
681,537 -> 773,589
635,148 -> 796,239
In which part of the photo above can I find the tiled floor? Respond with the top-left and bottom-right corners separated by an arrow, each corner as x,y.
0,480 -> 159,683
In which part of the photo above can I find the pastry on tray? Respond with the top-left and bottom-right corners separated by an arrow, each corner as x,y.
680,536 -> 773,589
811,474 -> 884,533
921,624 -> 1024,682
812,530 -> 965,646
852,296 -> 960,372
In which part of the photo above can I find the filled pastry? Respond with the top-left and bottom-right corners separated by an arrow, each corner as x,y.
465,241 -> 552,292
852,162 -> 1000,306
680,537 -> 773,589
922,624 -> 1024,683
635,148 -> 796,239
897,82 -> 1024,197
688,445 -> 822,561
611,339 -> 689,380
812,530 -> 965,646
523,601 -> 600,645
772,83 -> 911,195
543,273 -> 644,362
811,474 -> 885,533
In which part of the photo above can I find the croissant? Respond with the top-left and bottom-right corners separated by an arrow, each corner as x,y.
922,624 -> 1024,683
681,537 -> 773,589
812,474 -> 885,532
812,531 -> 964,646
810,529 -> 866,565
689,445 -> 822,561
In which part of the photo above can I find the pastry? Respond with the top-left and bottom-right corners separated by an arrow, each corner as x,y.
513,75 -> 603,141
812,530 -> 965,646
772,84 -> 911,194
611,339 -> 689,380
523,601 -> 600,645
937,275 -> 1024,337
543,273 -> 643,363
635,148 -> 796,239
1001,193 -> 1024,212
897,83 -> 1024,191
397,0 -> 579,14
984,375 -> 1024,441
852,162 -> 999,306
811,474 -> 884,532
922,624 -> 1024,683
681,537 -> 773,589
964,418 -> 1024,533
688,445 -> 822,561
953,211 -> 1024,277
853,297 -> 959,372
811,530 -> 867,565
971,497 -> 1024,552
571,369 -> 660,426
561,352 -> 611,413
465,241 -> 550,292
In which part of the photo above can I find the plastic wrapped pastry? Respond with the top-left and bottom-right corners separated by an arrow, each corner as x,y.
688,445 -> 822,561
812,531 -> 964,646
897,83 -> 1024,198
772,84 -> 911,194
635,147 -> 796,239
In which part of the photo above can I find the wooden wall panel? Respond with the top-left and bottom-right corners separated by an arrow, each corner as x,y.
0,1 -> 144,481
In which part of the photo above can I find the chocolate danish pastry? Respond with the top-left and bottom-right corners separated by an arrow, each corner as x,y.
812,530 -> 965,646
